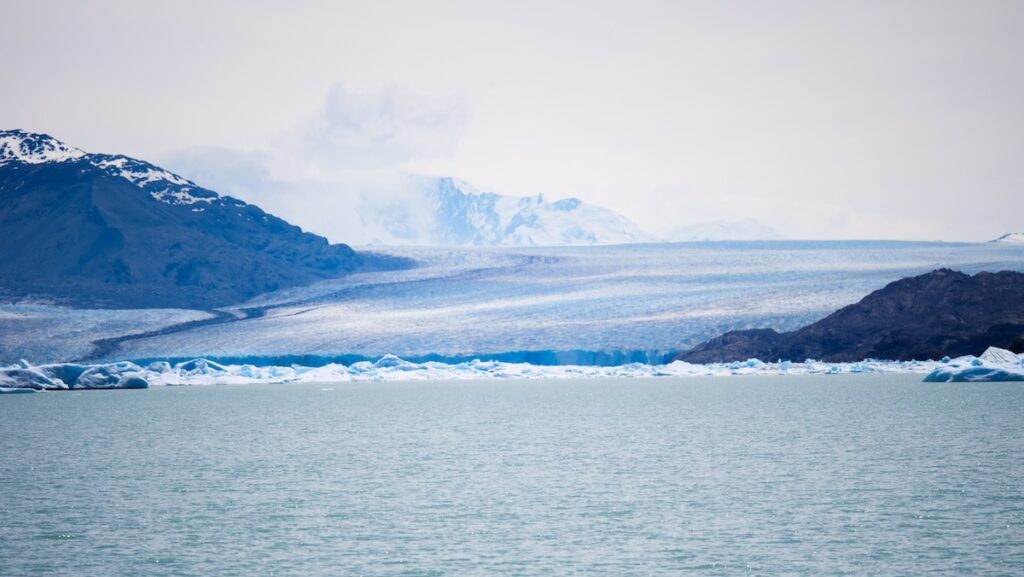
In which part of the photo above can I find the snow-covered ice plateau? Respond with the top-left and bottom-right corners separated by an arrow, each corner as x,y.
3,241 -> 1024,365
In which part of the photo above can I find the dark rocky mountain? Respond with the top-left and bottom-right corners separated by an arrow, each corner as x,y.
0,130 -> 404,308
677,269 -> 1024,363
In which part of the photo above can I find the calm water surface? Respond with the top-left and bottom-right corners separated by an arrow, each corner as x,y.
1,375 -> 1022,576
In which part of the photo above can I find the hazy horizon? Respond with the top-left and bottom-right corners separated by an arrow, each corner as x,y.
2,0 -> 1022,242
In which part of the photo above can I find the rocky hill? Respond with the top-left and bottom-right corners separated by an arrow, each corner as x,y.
0,130 -> 403,308
677,269 -> 1024,362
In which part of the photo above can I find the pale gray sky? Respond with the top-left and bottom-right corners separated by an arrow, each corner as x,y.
2,0 -> 1023,240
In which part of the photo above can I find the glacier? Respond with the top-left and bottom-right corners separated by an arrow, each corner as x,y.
3,241 -> 1024,366
91,241 -> 1024,364
0,304 -> 213,362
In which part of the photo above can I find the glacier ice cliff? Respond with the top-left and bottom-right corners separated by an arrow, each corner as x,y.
1,355 -> 1003,392
0,360 -> 149,392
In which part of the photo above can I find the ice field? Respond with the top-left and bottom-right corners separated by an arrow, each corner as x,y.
3,241 -> 1020,366
0,304 -> 213,362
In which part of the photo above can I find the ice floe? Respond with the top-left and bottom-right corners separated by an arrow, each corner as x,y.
0,360 -> 149,391
923,347 -> 1024,382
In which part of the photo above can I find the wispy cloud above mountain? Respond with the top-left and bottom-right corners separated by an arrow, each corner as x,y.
162,86 -> 649,246
274,85 -> 467,177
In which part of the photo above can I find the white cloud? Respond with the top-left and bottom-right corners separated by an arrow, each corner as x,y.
28,1 -> 1018,242
271,85 -> 467,179
161,85 -> 471,244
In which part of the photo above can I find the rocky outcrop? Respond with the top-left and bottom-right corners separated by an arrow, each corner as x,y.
677,269 -> 1024,363
0,130 -> 408,308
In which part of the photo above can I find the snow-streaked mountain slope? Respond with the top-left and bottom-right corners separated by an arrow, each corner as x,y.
0,130 -> 219,206
0,130 -> 391,308
6,240 -> 1019,365
664,218 -> 785,242
0,129 -> 86,164
991,232 -> 1024,244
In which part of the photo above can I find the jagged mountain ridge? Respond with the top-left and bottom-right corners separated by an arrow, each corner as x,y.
414,177 -> 658,247
0,130 -> 393,308
157,149 -> 659,247
676,269 -> 1024,362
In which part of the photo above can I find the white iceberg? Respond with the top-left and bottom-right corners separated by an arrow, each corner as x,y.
923,348 -> 1024,382
0,360 -> 149,390
978,346 -> 1022,364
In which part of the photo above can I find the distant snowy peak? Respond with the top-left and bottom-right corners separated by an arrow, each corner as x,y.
991,232 -> 1024,244
665,218 -> 785,242
0,129 -> 217,207
0,129 -> 86,165
425,177 -> 659,246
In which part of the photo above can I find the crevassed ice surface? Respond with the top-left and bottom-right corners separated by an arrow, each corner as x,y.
0,305 -> 213,362
106,241 -> 1024,362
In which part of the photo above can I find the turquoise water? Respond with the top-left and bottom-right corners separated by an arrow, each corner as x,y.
1,375 -> 1022,576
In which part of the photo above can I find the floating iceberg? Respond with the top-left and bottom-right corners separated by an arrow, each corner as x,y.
0,360 -> 149,390
923,348 -> 1024,382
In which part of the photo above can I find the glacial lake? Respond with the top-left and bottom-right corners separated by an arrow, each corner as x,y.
1,375 -> 1022,576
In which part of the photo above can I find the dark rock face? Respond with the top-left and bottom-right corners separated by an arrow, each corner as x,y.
677,269 -> 1024,363
0,130 -> 405,308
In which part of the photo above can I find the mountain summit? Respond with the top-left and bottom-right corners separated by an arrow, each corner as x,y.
158,149 -> 659,247
0,130 -> 391,308
405,177 -> 658,247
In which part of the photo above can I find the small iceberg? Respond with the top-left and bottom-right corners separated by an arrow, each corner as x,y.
923,348 -> 1024,382
174,358 -> 228,375
0,387 -> 40,394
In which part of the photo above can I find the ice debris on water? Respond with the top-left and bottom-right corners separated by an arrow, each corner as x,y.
922,347 -> 1024,382
3,349 -> 1021,391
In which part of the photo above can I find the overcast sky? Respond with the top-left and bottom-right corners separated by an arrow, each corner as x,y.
2,0 -> 1023,241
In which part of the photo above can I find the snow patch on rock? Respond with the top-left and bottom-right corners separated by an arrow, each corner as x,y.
0,130 -> 220,207
0,130 -> 86,165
